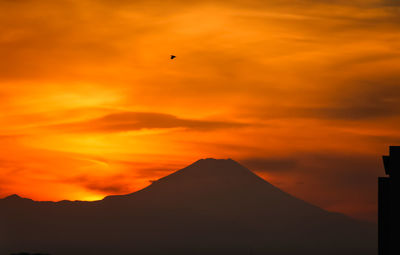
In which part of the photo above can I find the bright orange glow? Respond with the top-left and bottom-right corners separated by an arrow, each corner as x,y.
1,0 -> 399,222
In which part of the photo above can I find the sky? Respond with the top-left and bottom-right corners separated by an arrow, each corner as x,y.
0,0 -> 399,222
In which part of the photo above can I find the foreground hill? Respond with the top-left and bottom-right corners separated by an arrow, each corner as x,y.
0,158 -> 376,255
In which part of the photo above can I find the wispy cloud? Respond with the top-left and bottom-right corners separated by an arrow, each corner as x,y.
49,112 -> 246,133
240,157 -> 297,172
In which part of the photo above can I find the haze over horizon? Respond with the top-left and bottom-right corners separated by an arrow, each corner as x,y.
1,0 -> 400,222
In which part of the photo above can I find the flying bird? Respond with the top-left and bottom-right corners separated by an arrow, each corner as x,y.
170,55 -> 176,60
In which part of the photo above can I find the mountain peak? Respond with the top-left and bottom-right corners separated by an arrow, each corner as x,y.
103,158 -> 265,201
190,158 -> 238,168
193,158 -> 235,163
168,157 -> 256,179
1,194 -> 34,204
140,157 -> 270,195
198,158 -> 234,161
4,194 -> 22,200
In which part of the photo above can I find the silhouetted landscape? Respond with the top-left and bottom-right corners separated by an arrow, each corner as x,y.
10,253 -> 50,255
1,158 -> 376,255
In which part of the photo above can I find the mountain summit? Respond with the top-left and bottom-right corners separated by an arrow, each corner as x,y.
0,158 -> 376,255
104,158 -> 278,200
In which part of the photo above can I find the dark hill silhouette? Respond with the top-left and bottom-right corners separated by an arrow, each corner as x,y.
1,158 -> 376,255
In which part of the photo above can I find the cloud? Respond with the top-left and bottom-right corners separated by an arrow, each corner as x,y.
84,182 -> 128,194
50,112 -> 246,133
382,0 -> 400,7
241,152 -> 381,188
65,174 -> 131,194
304,82 -> 400,120
64,163 -> 175,194
299,152 -> 381,183
364,134 -> 400,144
245,79 -> 400,121
240,157 -> 297,172
243,151 -> 382,221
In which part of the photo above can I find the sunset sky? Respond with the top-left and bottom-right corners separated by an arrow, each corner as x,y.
1,0 -> 400,222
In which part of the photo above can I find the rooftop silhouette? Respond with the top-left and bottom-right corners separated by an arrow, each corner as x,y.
379,146 -> 400,255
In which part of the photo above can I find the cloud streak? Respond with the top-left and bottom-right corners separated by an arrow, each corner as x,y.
50,112 -> 246,133
240,157 -> 297,172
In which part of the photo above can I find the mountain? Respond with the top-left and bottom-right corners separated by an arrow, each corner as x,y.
0,158 -> 376,255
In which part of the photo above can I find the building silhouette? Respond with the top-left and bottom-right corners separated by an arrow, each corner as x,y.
379,146 -> 399,255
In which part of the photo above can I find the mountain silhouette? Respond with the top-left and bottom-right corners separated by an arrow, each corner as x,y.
1,158 -> 376,255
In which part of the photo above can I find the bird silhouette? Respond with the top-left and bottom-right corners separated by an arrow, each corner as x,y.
170,55 -> 176,60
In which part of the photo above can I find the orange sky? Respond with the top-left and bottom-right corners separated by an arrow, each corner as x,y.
1,0 -> 400,222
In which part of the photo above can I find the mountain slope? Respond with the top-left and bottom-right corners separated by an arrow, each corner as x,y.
0,158 -> 376,255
